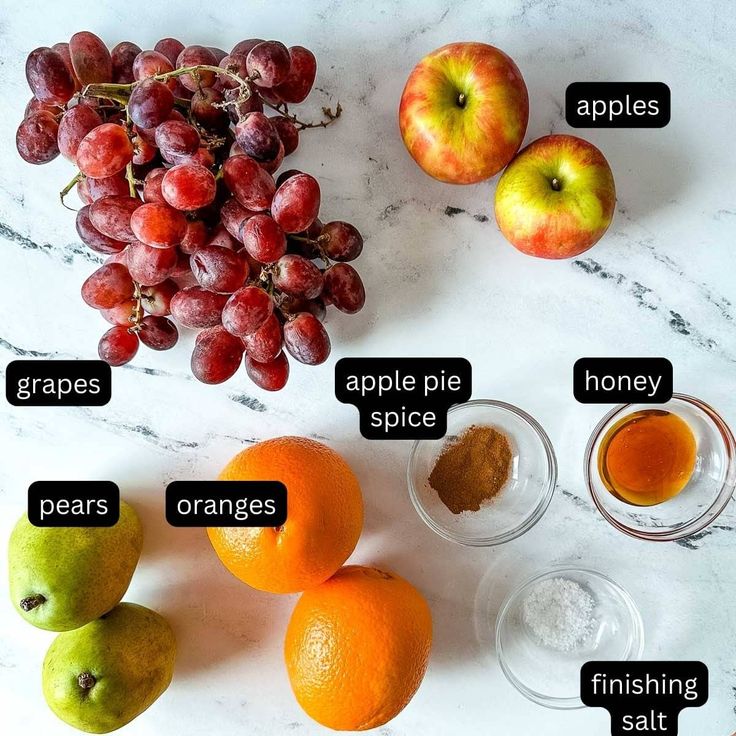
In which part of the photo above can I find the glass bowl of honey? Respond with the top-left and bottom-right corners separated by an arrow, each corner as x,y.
585,394 -> 736,541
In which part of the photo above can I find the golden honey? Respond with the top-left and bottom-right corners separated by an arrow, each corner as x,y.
597,409 -> 697,506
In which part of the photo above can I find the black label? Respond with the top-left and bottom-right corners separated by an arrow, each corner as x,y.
573,358 -> 673,403
166,481 -> 287,527
335,357 -> 472,440
28,481 -> 120,527
581,661 -> 708,735
6,360 -> 111,406
566,82 -> 670,127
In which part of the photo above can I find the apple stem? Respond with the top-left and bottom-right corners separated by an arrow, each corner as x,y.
20,594 -> 46,612
77,673 -> 97,691
456,92 -> 466,108
550,177 -> 562,191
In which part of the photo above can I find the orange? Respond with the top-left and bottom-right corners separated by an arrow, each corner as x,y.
208,437 -> 363,594
284,565 -> 432,731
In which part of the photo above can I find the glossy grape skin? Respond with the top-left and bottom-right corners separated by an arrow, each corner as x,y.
155,120 -> 200,157
273,254 -> 323,299
111,41 -> 141,83
320,221 -> 363,261
241,214 -> 286,263
230,38 -> 264,57
205,224 -> 239,251
26,47 -> 75,104
89,195 -> 141,241
271,173 -> 320,233
85,173 -> 129,201
191,87 -> 229,129
141,279 -> 179,316
57,105 -> 102,162
176,45 -> 218,90
81,263 -> 134,309
242,312 -> 282,362
76,123 -> 133,178
275,169 -> 302,188
101,298 -> 136,326
191,326 -> 244,384
222,286 -> 274,337
69,31 -> 112,85
16,112 -> 60,164
217,53 -> 248,89
179,219 -> 209,254
139,315 -> 178,350
234,112 -> 280,162
130,202 -> 187,248
283,312 -> 331,365
127,239 -> 178,285
76,205 -> 127,254
246,41 -> 291,88
221,198 -> 255,241
222,155 -> 275,211
24,97 -> 62,118
270,115 -> 299,156
98,326 -> 139,366
170,286 -> 228,328
128,78 -> 174,129
51,42 -> 82,91
154,37 -> 185,66
286,296 -> 327,322
133,50 -> 175,88
246,351 -> 289,390
131,131 -> 158,165
257,138 -> 284,175
143,167 -> 167,203
191,246 -> 249,293
323,263 -> 365,314
274,46 -> 317,103
161,164 -> 217,211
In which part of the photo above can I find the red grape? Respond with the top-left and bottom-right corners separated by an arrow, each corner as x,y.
101,298 -> 136,326
283,312 -> 331,365
77,178 -> 93,204
141,279 -> 179,316
320,221 -> 363,261
180,219 -> 209,254
191,325 -> 244,384
128,78 -> 174,129
241,214 -> 286,263
257,139 -> 284,175
69,31 -> 112,85
26,47 -> 75,104
170,247 -> 193,279
273,254 -> 323,299
161,163 -> 217,211
85,173 -> 129,201
170,286 -> 228,328
16,112 -> 60,164
98,326 -> 139,366
89,195 -> 141,241
81,263 -> 134,309
76,123 -> 133,178
127,239 -> 178,285
191,246 -> 249,293
246,351 -> 289,390
176,45 -> 218,90
133,50 -> 175,88
323,263 -> 365,313
246,41 -> 291,88
139,316 -> 178,350
270,115 -> 299,156
231,39 -> 264,57
131,131 -> 157,165
57,105 -> 102,162
274,46 -> 316,103
154,37 -> 185,67
76,205 -> 127,254
24,97 -> 61,118
242,312 -> 282,362
234,112 -> 280,162
222,286 -> 273,336
143,167 -> 167,203
222,155 -> 275,211
155,120 -> 200,158
111,41 -> 141,83
206,224 -> 240,251
276,169 -> 302,187
223,86 -> 263,122
271,173 -> 320,233
217,53 -> 248,89
208,47 -> 227,63
130,202 -> 187,248
221,198 -> 255,241
190,87 -> 229,129
51,42 -> 82,91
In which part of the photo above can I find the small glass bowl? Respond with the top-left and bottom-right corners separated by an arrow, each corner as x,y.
407,399 -> 557,546
585,393 -> 736,541
496,566 -> 644,709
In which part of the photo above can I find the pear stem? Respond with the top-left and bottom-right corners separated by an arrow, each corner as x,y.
77,673 -> 96,690
20,594 -> 46,612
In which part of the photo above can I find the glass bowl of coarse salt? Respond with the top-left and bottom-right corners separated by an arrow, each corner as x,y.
495,565 -> 644,709
407,399 -> 557,546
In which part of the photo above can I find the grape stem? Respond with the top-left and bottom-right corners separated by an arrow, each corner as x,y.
289,234 -> 333,267
261,99 -> 343,130
59,171 -> 83,210
129,282 -> 144,334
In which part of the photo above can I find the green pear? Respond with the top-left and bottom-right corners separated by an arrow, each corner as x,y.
42,602 -> 176,733
8,501 -> 143,631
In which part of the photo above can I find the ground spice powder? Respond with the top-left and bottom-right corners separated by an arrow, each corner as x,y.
428,424 -> 512,514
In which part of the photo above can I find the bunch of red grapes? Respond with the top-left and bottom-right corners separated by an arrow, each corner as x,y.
16,32 -> 365,391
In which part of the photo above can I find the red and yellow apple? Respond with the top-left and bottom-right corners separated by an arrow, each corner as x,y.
399,42 -> 528,184
494,134 -> 616,259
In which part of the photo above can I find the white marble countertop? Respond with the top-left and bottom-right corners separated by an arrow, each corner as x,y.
1,0 -> 735,733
